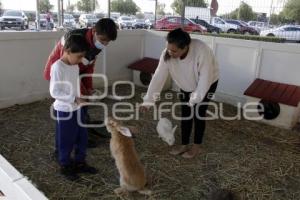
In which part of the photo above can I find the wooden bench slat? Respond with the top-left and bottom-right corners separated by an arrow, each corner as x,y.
128,57 -> 159,74
288,87 -> 300,107
244,79 -> 264,96
269,84 -> 288,102
245,78 -> 300,107
261,82 -> 279,100
279,85 -> 297,105
253,80 -> 272,98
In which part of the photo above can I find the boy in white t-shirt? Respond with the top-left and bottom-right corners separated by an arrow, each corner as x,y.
50,34 -> 98,181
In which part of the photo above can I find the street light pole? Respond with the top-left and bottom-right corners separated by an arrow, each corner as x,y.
154,0 -> 157,28
268,0 -> 274,26
36,0 -> 40,30
58,0 -> 61,27
181,0 -> 186,28
60,0 -> 64,26
61,0 -> 64,26
108,0 -> 110,18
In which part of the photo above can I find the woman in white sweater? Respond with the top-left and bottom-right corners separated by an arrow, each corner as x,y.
141,28 -> 219,158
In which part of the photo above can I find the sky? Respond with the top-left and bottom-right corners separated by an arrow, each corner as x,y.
1,0 -> 287,16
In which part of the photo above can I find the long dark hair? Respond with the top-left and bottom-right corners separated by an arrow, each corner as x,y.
164,28 -> 191,61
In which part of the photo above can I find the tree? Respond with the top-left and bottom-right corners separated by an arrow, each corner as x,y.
270,13 -> 289,25
136,12 -> 145,19
237,2 -> 255,21
222,9 -> 238,19
0,1 -> 2,15
156,3 -> 165,16
39,0 -> 54,13
111,0 -> 140,15
222,2 -> 255,21
282,0 -> 300,23
66,4 -> 76,13
171,0 -> 207,15
77,0 -> 98,13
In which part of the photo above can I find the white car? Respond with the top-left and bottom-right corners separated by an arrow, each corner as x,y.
117,16 -> 134,29
63,14 -> 76,29
211,17 -> 239,33
248,21 -> 271,32
260,25 -> 300,42
79,14 -> 98,28
145,19 -> 154,29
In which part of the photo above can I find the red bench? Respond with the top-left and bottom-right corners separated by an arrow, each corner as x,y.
244,78 -> 300,129
128,57 -> 171,90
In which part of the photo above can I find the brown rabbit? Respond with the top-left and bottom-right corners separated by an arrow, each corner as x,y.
105,117 -> 151,196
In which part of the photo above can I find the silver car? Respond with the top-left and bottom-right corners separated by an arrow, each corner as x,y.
260,25 -> 300,42
0,10 -> 29,30
79,14 -> 98,28
117,16 -> 134,29
63,14 -> 76,29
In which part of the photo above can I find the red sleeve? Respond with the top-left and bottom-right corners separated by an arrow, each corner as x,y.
79,64 -> 95,95
43,42 -> 63,80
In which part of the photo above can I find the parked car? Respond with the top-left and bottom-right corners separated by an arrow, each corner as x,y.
0,10 -> 29,30
36,14 -> 54,30
63,14 -> 76,29
247,21 -> 271,32
117,16 -> 134,29
155,16 -> 205,33
133,19 -> 147,29
79,14 -> 98,28
226,19 -> 259,35
190,18 -> 221,33
145,19 -> 154,29
260,25 -> 300,42
211,17 -> 239,33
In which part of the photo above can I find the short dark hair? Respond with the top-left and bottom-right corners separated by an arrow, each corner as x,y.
164,28 -> 191,61
95,18 -> 118,41
167,28 -> 191,49
64,34 -> 89,53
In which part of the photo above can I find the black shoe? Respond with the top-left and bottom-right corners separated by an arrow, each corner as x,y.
60,165 -> 80,181
74,162 -> 98,174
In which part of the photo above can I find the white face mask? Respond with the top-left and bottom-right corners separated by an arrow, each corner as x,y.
94,34 -> 105,50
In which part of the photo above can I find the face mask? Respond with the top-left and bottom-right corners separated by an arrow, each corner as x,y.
94,34 -> 105,50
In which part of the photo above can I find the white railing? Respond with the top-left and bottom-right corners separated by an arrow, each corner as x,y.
144,30 -> 300,106
0,155 -> 47,200
0,29 -> 300,199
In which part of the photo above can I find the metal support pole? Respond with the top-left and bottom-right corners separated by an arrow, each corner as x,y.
108,0 -> 111,18
58,0 -> 61,27
181,0 -> 186,28
154,0 -> 157,28
61,0 -> 64,26
36,0 -> 40,30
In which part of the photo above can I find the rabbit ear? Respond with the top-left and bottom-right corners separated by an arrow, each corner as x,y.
117,126 -> 132,137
